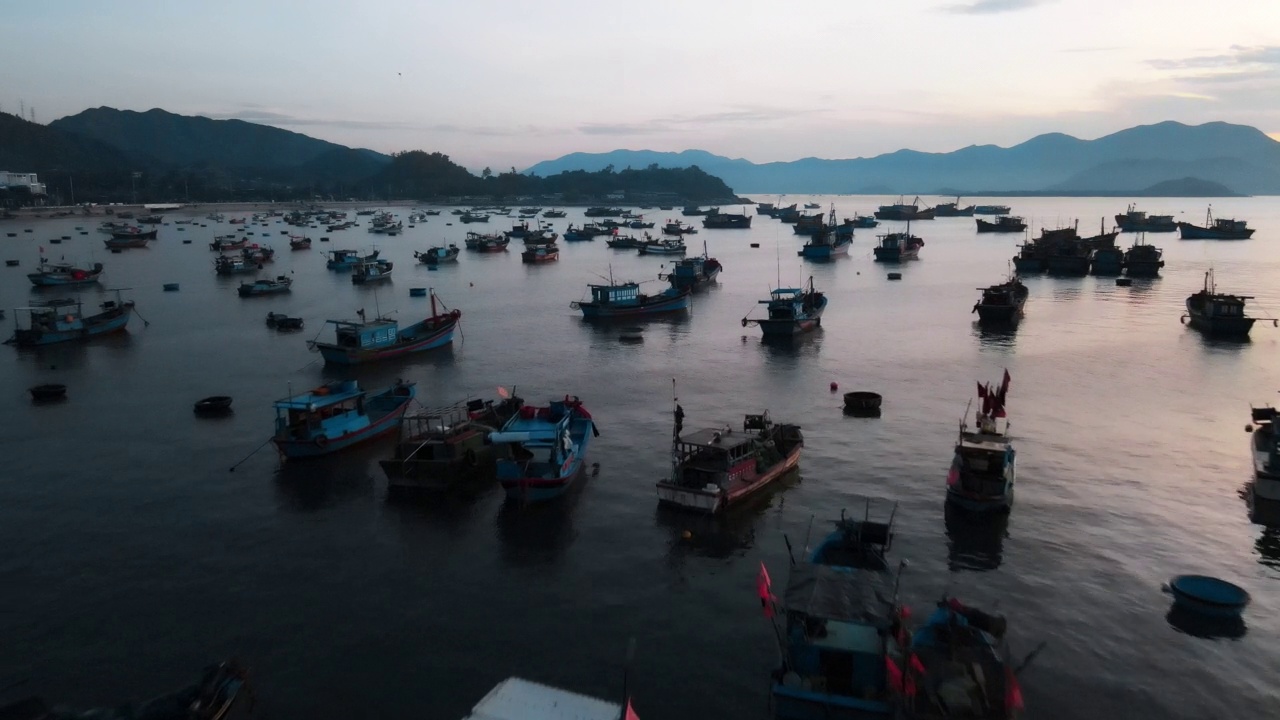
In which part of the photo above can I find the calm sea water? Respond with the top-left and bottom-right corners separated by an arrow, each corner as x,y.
1,197 -> 1278,719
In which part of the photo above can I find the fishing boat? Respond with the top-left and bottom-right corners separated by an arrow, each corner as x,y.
742,276 -> 827,338
27,259 -> 104,287
1183,269 -> 1263,339
572,278 -> 692,319
972,276 -> 1028,325
521,244 -> 560,263
769,560 -> 908,720
681,206 -> 716,216
874,197 -> 935,221
898,599 -> 1021,720
1123,238 -> 1164,277
799,220 -> 852,262
271,379 -> 416,460
935,197 -> 976,217
585,206 -> 624,217
873,227 -> 925,262
975,216 -> 1026,233
777,205 -> 804,223
1010,226 -> 1078,273
804,202 -> 821,209
563,224 -> 600,242
1115,203 -> 1176,232
237,275 -> 293,297
369,220 -> 403,235
638,237 -> 687,255
606,234 -> 646,249
5,291 -> 135,346
265,312 -> 303,330
415,245 -> 460,264
756,202 -> 778,216
662,221 -> 697,235
380,394 -> 526,494
974,204 -> 1012,216
210,236 -> 248,252
104,231 -> 153,249
351,258 -> 393,285
289,235 -> 312,250
702,211 -> 752,229
851,213 -> 879,228
241,243 -> 275,263
809,499 -> 897,570
308,291 -> 460,364
460,212 -> 490,224
1249,406 -> 1280,509
0,661 -> 251,720
1177,207 -> 1254,239
326,248 -> 380,270
1089,244 -> 1125,276
542,208 -> 567,218
97,220 -> 132,234
947,372 -> 1015,513
659,244 -> 722,291
471,235 -> 510,252
491,397 -> 596,502
627,219 -> 655,229
214,255 -> 257,275
655,408 -> 803,513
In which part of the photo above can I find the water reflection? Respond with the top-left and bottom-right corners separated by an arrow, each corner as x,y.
944,503 -> 1008,572
1255,525 -> 1280,570
494,470 -> 588,567
1165,603 -> 1247,640
972,322 -> 1018,349
273,454 -> 380,512
655,473 -> 798,566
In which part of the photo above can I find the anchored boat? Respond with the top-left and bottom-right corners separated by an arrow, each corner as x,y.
655,408 -> 803,514
326,248 -> 380,271
972,275 -> 1028,325
1115,203 -> 1176,233
659,243 -> 722,291
491,397 -> 596,503
975,216 -> 1027,233
351,258 -> 394,284
799,216 -> 852,261
5,290 -> 135,346
873,227 -> 925,263
237,275 -> 293,297
414,245 -> 460,264
1183,269 -> 1264,339
1123,237 -> 1164,277
947,371 -> 1016,513
1177,207 -> 1254,240
898,599 -> 1020,720
521,244 -> 560,263
572,277 -> 691,319
271,379 -> 416,460
380,394 -> 526,495
307,290 -> 460,365
26,258 -> 104,287
1249,406 -> 1280,510
874,196 -> 935,221
935,197 -> 976,217
742,276 -> 827,338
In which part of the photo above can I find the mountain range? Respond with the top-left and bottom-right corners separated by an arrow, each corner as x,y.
524,122 -> 1280,196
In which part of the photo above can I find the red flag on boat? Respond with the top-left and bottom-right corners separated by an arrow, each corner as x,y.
1005,668 -> 1025,711
976,382 -> 986,400
624,698 -> 640,720
757,561 -> 774,617
885,656 -> 904,693
497,386 -> 510,399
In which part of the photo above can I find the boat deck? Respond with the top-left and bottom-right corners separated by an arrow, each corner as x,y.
959,431 -> 1010,451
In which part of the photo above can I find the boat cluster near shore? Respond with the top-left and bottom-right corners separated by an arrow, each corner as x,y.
1,195 -> 1270,719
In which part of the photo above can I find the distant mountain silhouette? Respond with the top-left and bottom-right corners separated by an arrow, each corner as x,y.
50,107 -> 391,178
1139,177 -> 1241,197
0,111 -> 133,173
525,121 -> 1280,195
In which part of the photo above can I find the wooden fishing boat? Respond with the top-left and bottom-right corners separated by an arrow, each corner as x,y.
627,219 -> 655,229
975,216 -> 1026,233
935,198 -> 976,216
240,244 -> 275,263
1115,203 -> 1176,232
288,235 -> 312,250
104,231 -> 153,249
194,395 -> 233,413
638,237 -> 687,255
325,248 -> 379,271
799,220 -> 852,262
702,211 -> 752,229
5,291 -> 135,346
214,255 -> 257,275
660,244 -> 722,291
380,394 -> 525,494
947,372 -> 1015,513
210,236 -> 248,252
898,599 -> 1020,719
265,312 -> 303,330
29,383 -> 67,401
1123,238 -> 1164,277
1011,226 -> 1077,273
791,212 -> 827,236
742,276 -> 827,337
606,234 -> 646,249
873,227 -> 925,262
662,221 -> 697,235
851,213 -> 879,228
1178,207 -> 1253,240
584,206 -> 624,217
491,396 -> 596,503
308,291 -> 460,365
351,258 -> 393,284
974,204 -> 1012,215
808,499 -> 897,569
1249,406 -> 1280,509
542,208 -> 567,218
1183,269 -> 1264,339
415,245 -> 460,264
972,276 -> 1028,325
1046,237 -> 1093,276
874,196 -> 935,221
1091,246 -> 1125,275
238,275 -> 293,297
681,206 -> 716,216
137,214 -> 163,224
655,409 -> 803,513
521,244 -> 559,263
460,211 -> 490,224
27,259 -> 104,287
572,279 -> 691,319
271,379 -> 416,460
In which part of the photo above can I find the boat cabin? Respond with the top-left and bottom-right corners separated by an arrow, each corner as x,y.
273,380 -> 367,440
952,431 -> 1014,496
775,563 -> 898,714
671,427 -> 761,490
764,288 -> 821,320
588,282 -> 641,306
17,298 -> 85,332
329,318 -> 400,350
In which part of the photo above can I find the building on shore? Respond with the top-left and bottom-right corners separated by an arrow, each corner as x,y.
1,171 -> 47,205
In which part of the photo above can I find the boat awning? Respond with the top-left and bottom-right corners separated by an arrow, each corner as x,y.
782,563 -> 895,625
462,677 -> 621,720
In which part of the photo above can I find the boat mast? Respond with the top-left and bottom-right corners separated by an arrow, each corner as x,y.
430,287 -> 437,317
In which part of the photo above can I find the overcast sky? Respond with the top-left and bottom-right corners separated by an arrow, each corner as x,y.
2,0 -> 1277,170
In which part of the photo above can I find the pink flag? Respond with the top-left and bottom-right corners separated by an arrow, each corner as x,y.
1005,669 -> 1025,711
885,657 -> 904,693
497,386 -> 510,399
757,562 -> 774,618
624,698 -> 640,720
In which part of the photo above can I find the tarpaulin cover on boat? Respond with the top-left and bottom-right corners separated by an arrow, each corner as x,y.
782,563 -> 895,626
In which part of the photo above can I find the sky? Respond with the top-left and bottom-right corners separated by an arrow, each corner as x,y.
2,0 -> 1278,170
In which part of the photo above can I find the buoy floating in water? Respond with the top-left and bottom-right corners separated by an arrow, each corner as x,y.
830,382 -> 839,392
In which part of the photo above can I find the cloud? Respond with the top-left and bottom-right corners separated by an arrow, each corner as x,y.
940,0 -> 1052,15
199,109 -> 410,130
578,107 -> 816,136
1148,45 -> 1280,70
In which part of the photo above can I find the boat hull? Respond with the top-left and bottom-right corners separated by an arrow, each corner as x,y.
8,307 -> 132,346
577,292 -> 690,319
975,303 -> 1023,324
1124,262 -> 1163,278
976,219 -> 1026,233
497,416 -> 594,503
655,445 -> 800,514
313,316 -> 459,365
1116,216 -> 1177,233
758,315 -> 822,337
1047,255 -> 1091,276
1177,223 -> 1254,240
273,386 -> 415,459
872,247 -> 919,263
946,450 -> 1016,513
800,239 -> 852,261
1186,308 -> 1255,339
27,273 -> 102,287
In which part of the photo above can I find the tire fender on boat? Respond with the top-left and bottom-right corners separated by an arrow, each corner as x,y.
314,434 -> 329,448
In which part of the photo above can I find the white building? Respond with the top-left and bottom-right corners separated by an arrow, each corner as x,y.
0,171 -> 46,195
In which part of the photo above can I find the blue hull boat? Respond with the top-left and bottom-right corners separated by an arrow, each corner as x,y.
800,235 -> 852,262
744,277 -> 827,338
326,248 -> 379,271
6,293 -> 134,347
492,397 -> 595,503
308,292 -> 460,365
1169,575 -> 1251,618
27,261 -> 105,287
898,600 -> 1019,719
272,380 -> 416,460
573,280 -> 691,319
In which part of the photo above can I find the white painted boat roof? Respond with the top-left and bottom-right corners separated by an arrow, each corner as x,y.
463,678 -> 621,720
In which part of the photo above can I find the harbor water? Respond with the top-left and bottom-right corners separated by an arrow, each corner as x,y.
1,197 -> 1278,718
